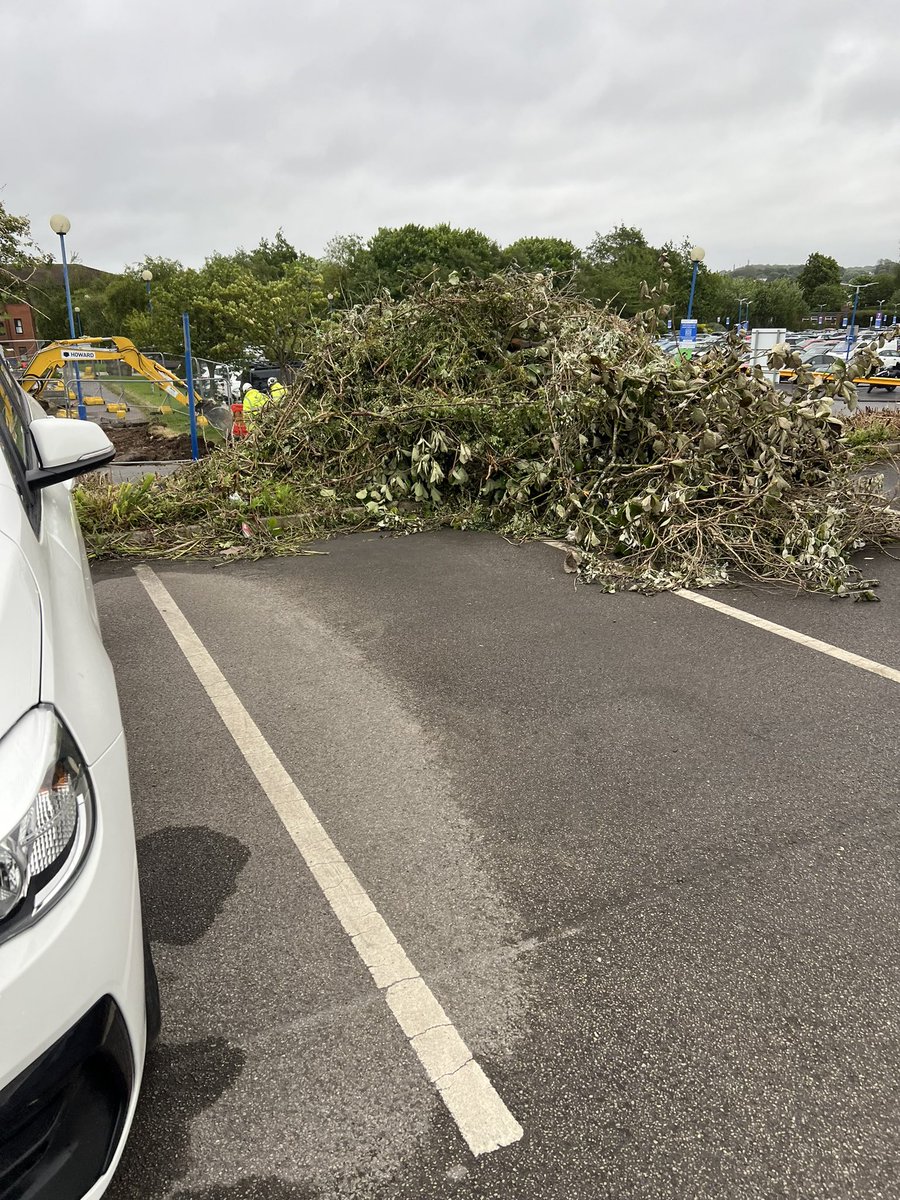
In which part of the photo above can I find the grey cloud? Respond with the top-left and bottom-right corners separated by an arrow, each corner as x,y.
3,0 -> 898,273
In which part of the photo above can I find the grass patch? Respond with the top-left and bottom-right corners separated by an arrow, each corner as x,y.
844,411 -> 900,463
102,377 -> 223,442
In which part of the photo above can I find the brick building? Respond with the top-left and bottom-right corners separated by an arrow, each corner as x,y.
1,300 -> 39,363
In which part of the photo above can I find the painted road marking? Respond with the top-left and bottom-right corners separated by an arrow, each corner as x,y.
675,588 -> 900,685
134,564 -> 522,1158
541,539 -> 900,684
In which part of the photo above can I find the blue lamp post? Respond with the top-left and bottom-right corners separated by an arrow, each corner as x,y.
141,268 -> 153,314
686,245 -> 705,320
844,283 -> 874,361
49,213 -> 86,420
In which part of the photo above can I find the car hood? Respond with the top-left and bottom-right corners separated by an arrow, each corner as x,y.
0,529 -> 41,736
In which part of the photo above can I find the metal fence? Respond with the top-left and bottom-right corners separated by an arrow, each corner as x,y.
139,351 -> 247,405
5,338 -> 242,437
1,338 -> 42,378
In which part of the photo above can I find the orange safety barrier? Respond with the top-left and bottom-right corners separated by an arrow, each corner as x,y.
231,401 -> 248,438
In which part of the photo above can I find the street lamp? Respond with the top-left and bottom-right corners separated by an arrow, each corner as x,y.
141,268 -> 153,315
686,246 -> 705,321
49,213 -> 86,420
845,282 -> 874,360
737,297 -> 751,331
73,306 -> 83,337
49,214 -> 76,338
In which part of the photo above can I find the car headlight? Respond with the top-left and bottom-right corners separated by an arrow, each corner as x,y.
0,706 -> 94,939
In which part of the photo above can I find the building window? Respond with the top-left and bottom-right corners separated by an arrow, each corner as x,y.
13,319 -> 23,335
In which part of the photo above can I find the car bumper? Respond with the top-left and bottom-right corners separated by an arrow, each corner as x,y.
0,733 -> 146,1200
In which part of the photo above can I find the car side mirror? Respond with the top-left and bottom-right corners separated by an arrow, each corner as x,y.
26,418 -> 115,489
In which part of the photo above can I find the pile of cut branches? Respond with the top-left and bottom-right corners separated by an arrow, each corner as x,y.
76,271 -> 900,593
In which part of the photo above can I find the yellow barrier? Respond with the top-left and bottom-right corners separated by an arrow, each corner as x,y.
779,369 -> 900,387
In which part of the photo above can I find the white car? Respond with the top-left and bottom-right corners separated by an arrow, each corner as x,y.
0,357 -> 157,1198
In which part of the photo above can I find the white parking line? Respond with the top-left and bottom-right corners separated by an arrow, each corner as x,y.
541,538 -> 900,684
133,565 -> 522,1158
676,588 -> 900,685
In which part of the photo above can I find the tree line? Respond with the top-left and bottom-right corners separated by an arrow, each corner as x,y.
3,200 -> 899,367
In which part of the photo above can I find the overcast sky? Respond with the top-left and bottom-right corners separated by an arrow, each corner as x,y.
4,0 -> 898,273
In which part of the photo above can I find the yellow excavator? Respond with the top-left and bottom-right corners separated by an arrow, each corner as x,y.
20,336 -> 196,409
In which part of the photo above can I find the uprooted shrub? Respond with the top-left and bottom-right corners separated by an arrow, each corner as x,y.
76,271 -> 900,594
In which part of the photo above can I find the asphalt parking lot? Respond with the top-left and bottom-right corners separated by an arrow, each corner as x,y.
95,532 -> 900,1200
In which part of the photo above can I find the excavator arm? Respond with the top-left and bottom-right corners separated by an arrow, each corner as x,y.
21,337 -> 195,407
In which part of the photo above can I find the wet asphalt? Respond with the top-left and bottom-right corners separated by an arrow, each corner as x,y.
94,532 -> 900,1200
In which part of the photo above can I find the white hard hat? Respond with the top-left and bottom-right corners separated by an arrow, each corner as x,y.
241,382 -> 251,393
267,376 -> 277,385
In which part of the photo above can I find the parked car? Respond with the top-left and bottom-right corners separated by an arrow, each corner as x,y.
244,361 -> 303,392
866,361 -> 900,392
800,350 -> 844,371
0,356 -> 158,1199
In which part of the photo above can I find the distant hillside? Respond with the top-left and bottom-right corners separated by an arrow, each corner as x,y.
726,264 -> 802,281
727,262 -> 881,284
29,263 -> 116,290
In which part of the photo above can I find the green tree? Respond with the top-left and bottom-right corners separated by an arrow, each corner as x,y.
25,263 -> 113,340
126,260 -> 200,354
810,283 -> 846,311
698,270 -> 743,327
125,255 -> 328,366
0,201 -> 44,304
747,278 -> 807,328
797,252 -> 842,304
657,239 -> 743,328
233,230 -> 299,282
319,234 -> 372,304
365,224 -> 502,295
578,225 -> 660,316
501,237 -> 580,275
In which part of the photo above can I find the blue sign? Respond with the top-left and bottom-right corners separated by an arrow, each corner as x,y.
667,319 -> 673,331
818,315 -> 824,325
726,317 -> 731,328
842,317 -> 848,327
875,311 -> 883,329
679,318 -> 698,344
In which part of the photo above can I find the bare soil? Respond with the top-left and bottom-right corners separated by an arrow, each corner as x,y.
106,425 -> 214,462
